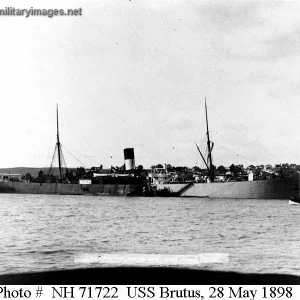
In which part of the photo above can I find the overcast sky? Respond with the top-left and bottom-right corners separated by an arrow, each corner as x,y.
1,0 -> 300,169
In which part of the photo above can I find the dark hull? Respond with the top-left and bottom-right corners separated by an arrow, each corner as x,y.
156,173 -> 300,199
0,181 -> 142,196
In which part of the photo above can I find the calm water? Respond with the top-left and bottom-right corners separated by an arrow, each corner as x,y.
0,194 -> 300,275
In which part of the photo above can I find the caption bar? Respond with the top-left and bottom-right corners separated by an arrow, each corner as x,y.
0,285 -> 298,300
74,253 -> 229,266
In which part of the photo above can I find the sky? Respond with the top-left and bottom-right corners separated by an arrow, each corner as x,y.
1,0 -> 300,169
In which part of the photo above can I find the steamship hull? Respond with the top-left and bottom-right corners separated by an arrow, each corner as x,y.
156,173 -> 300,199
0,181 -> 143,196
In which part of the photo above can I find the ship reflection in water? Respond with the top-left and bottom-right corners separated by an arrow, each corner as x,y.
0,194 -> 300,282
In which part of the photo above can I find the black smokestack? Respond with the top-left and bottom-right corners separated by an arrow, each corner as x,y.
124,148 -> 135,170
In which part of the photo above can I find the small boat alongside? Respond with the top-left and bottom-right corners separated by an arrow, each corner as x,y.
289,197 -> 300,205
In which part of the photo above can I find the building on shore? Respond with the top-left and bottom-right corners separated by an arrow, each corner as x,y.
0,173 -> 22,181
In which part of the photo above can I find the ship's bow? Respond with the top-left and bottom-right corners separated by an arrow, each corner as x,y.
290,171 -> 300,200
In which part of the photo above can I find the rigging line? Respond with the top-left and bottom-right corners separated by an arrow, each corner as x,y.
60,148 -> 67,170
198,137 -> 207,168
237,123 -> 280,161
48,145 -> 58,175
62,145 -> 88,168
62,145 -> 99,166
204,101 -> 278,162
220,120 -> 280,162
44,117 -> 57,168
60,116 -> 103,161
195,143 -> 209,170
200,136 -> 206,150
215,143 -> 258,165
68,147 -> 93,159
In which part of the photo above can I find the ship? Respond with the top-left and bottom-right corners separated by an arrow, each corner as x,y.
153,99 -> 300,199
0,105 -> 146,196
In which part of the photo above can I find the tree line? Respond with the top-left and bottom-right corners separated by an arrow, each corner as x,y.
151,164 -> 243,175
21,167 -> 87,183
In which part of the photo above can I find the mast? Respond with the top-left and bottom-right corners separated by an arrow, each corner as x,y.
205,98 -> 214,182
56,104 -> 63,183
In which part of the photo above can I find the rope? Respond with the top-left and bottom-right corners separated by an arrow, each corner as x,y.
202,100 -> 280,164
60,146 -> 67,173
60,116 -> 103,163
62,145 -> 88,168
48,145 -> 58,175
215,143 -> 258,165
44,117 -> 56,168
63,146 -> 99,166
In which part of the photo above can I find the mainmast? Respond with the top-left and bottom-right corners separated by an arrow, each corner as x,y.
205,98 -> 214,182
56,104 -> 63,183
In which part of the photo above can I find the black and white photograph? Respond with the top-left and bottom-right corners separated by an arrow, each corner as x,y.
1,0 -> 300,287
